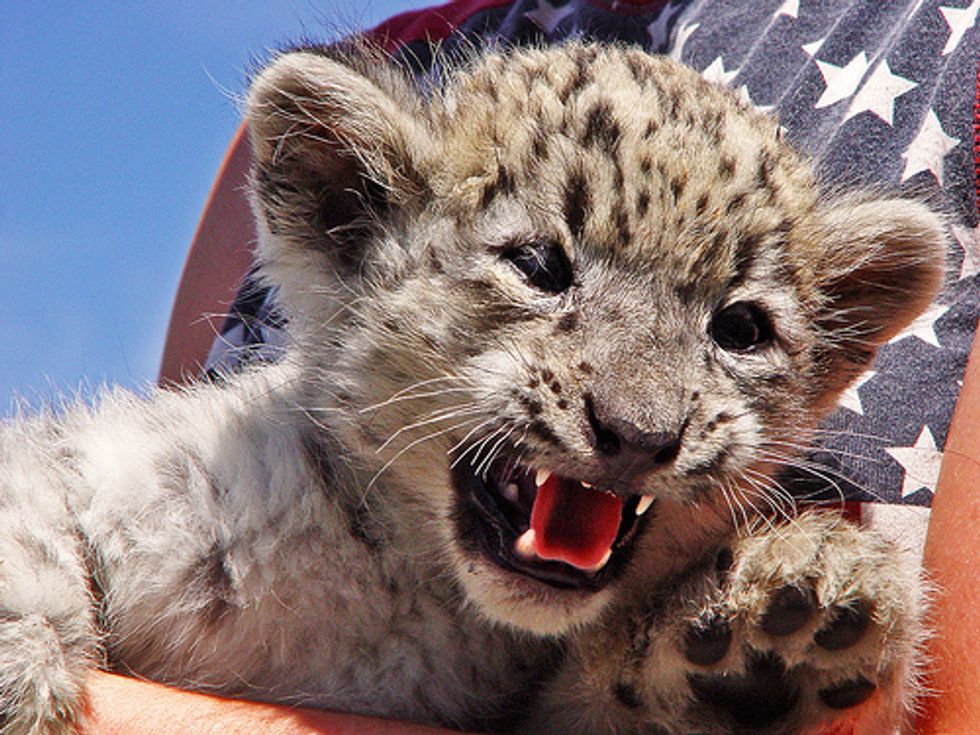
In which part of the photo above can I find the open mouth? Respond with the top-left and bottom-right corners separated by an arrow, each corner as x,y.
451,453 -> 654,591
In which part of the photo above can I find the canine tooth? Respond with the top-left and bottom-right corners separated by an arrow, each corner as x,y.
535,469 -> 552,488
515,529 -> 538,559
503,482 -> 520,503
635,495 -> 655,516
581,481 -> 592,489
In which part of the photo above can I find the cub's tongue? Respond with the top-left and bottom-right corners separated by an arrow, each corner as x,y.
529,473 -> 622,570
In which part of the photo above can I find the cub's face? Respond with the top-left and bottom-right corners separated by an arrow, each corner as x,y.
246,43 -> 944,633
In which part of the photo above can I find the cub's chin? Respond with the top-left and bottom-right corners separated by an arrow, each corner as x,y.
448,453 -> 653,635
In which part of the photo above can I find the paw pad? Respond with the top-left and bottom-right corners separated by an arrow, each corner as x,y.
760,584 -> 815,636
689,652 -> 799,726
683,617 -> 731,666
818,677 -> 876,709
814,601 -> 871,651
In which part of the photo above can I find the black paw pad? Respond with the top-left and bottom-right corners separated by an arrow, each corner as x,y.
684,617 -> 732,666
818,677 -> 876,709
760,584 -> 815,637
689,652 -> 799,726
814,601 -> 872,651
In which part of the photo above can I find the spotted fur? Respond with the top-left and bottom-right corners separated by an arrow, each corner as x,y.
0,42 -> 944,734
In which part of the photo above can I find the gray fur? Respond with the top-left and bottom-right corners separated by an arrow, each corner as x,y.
0,43 -> 945,734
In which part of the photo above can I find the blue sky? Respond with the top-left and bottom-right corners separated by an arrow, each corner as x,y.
1,1 -> 422,413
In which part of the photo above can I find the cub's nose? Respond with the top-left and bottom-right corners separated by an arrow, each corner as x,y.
584,393 -> 684,482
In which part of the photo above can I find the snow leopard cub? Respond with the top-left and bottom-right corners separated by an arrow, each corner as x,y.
0,42 -> 945,735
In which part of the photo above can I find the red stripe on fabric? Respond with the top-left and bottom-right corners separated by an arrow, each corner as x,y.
368,0 -> 516,50
974,56 -> 979,219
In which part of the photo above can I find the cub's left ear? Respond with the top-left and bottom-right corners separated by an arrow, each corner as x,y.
811,196 -> 947,394
245,47 -> 432,278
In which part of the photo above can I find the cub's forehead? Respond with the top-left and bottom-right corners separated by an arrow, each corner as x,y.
425,44 -> 820,290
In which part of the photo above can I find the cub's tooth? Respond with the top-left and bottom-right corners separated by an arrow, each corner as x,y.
503,483 -> 520,503
587,548 -> 613,572
581,481 -> 593,489
635,495 -> 655,517
515,529 -> 538,560
535,469 -> 552,488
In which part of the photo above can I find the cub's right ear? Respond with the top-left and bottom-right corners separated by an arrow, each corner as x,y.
246,47 -> 432,276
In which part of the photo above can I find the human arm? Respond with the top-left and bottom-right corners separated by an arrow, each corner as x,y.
79,670 -> 466,735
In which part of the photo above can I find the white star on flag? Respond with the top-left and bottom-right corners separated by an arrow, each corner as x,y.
889,302 -> 950,348
777,0 -> 799,18
525,0 -> 575,34
815,52 -> 870,108
885,426 -> 943,498
839,370 -> 877,416
901,108 -> 960,183
843,59 -> 918,125
701,56 -> 739,86
647,2 -> 682,47
801,37 -> 827,58
953,224 -> 980,281
940,1 -> 980,55
668,21 -> 700,61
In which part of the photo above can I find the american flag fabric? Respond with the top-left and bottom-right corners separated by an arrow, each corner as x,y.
207,0 -> 979,510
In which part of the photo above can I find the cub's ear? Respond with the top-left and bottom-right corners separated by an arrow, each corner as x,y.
246,47 -> 431,277
811,196 -> 947,395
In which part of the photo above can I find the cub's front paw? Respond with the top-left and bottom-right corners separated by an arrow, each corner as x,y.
672,511 -> 925,734
532,510 -> 926,735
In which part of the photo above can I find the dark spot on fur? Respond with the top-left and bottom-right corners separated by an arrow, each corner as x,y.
613,162 -> 625,193
480,165 -> 517,208
757,151 -> 775,190
724,191 -> 748,214
556,310 -> 579,333
560,56 -> 593,102
549,381 -> 562,394
527,377 -> 540,389
519,395 -> 544,417
304,435 -> 337,491
529,420 -> 564,447
636,190 -> 650,218
670,174 -> 687,203
644,119 -> 658,138
557,398 -> 569,410
346,501 -> 387,551
696,192 -> 709,216
728,231 -> 761,290
614,682 -> 644,709
188,545 -> 237,626
613,206 -> 631,249
624,53 -> 647,84
532,128 -> 549,159
541,369 -> 555,383
718,155 -> 736,181
582,101 -> 621,153
640,156 -> 652,175
578,361 -> 594,375
691,390 -> 700,401
427,249 -> 445,274
564,172 -> 590,238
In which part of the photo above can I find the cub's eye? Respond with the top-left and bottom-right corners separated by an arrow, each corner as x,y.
501,241 -> 573,294
710,302 -> 774,352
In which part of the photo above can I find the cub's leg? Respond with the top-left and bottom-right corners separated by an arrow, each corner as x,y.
0,463 -> 96,735
529,510 -> 925,735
